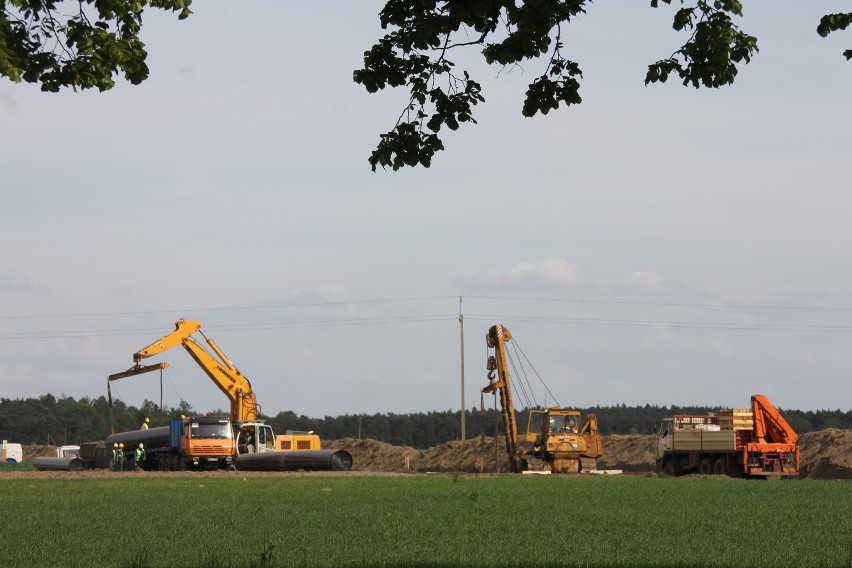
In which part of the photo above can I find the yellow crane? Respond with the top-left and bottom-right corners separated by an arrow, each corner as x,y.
484,323 -> 603,473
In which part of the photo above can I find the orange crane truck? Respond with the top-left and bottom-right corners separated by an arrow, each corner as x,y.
655,394 -> 799,478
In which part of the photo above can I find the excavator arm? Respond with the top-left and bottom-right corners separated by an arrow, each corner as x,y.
132,319 -> 259,422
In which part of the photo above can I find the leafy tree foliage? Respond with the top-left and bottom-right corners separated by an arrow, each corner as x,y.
1,395 -> 848,448
355,1 -> 850,171
0,0 -> 191,92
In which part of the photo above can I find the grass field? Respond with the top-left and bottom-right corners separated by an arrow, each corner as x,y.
0,474 -> 849,568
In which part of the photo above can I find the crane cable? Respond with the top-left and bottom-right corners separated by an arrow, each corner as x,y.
508,336 -> 561,409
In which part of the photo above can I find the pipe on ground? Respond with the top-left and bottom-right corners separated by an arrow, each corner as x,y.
235,449 -> 353,472
32,456 -> 86,472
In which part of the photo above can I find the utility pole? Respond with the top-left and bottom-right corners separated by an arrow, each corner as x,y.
459,296 -> 465,441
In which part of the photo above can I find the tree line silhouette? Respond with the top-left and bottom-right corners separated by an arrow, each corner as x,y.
1,394 -> 849,449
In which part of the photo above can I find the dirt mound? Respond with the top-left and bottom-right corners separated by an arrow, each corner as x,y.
17,428 -> 852,479
419,438 -> 510,473
327,429 -> 852,479
598,434 -> 657,472
22,445 -> 58,462
323,437 -> 511,473
799,428 -> 852,480
323,438 -> 421,472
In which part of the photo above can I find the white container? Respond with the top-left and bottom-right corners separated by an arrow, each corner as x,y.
1,441 -> 23,463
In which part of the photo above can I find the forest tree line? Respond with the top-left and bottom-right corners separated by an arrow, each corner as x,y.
1,395 -> 850,449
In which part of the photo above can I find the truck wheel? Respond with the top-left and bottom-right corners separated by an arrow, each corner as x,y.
698,458 -> 713,475
713,458 -> 727,475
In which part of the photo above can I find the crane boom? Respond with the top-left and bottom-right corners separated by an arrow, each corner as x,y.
133,319 -> 259,422
751,394 -> 798,445
483,324 -> 522,472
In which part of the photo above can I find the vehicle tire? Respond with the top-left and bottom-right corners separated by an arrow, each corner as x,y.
177,455 -> 186,471
662,458 -> 675,476
713,457 -> 727,475
698,457 -> 713,475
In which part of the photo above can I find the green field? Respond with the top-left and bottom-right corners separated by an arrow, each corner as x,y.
1,474 -> 849,568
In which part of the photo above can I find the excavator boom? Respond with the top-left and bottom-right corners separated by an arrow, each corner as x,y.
131,319 -> 259,422
134,319 -> 202,362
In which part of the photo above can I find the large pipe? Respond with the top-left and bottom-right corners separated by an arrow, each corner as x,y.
235,450 -> 353,472
33,457 -> 85,472
106,426 -> 171,449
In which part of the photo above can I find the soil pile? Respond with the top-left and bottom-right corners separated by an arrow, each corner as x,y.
323,437 -> 511,473
18,428 -> 852,479
22,445 -> 56,462
328,429 -> 852,479
597,434 -> 657,472
798,428 -> 852,480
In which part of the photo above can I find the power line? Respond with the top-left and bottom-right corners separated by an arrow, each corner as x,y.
465,314 -> 852,334
0,314 -> 458,340
0,295 -> 458,320
467,294 -> 852,313
4,293 -> 852,341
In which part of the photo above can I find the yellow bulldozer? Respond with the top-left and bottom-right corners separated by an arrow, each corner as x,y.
483,324 -> 602,473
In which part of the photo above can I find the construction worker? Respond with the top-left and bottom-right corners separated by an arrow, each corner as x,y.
111,443 -> 119,471
141,417 -> 150,430
134,443 -> 146,470
116,443 -> 126,471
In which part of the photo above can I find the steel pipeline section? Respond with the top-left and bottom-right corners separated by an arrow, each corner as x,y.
32,456 -> 86,472
234,449 -> 353,472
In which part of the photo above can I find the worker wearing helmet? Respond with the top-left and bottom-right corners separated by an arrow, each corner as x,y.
141,417 -> 150,430
115,443 -> 126,472
111,443 -> 119,471
134,443 -> 146,470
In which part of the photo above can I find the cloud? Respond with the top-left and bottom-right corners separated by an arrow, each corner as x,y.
625,269 -> 668,291
481,258 -> 583,285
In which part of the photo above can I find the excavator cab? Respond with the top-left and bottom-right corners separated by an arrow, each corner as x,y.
236,422 -> 275,455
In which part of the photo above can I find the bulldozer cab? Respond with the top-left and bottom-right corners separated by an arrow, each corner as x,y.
525,408 -> 582,441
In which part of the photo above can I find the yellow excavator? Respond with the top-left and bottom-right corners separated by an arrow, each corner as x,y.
104,319 -> 353,471
484,323 -> 603,473
130,319 -> 320,452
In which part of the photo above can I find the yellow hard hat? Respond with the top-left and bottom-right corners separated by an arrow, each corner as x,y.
119,443 -> 124,448
145,417 -> 150,423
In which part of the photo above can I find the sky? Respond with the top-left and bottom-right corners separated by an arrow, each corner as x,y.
1,1 -> 851,423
